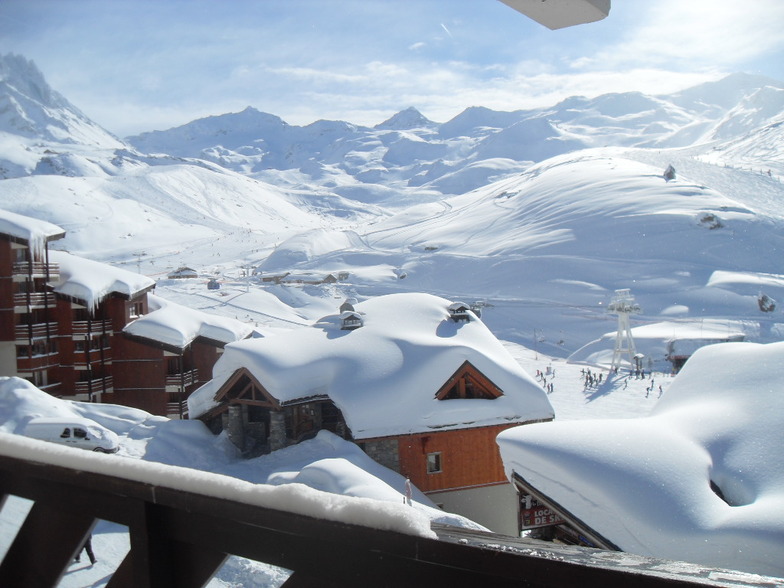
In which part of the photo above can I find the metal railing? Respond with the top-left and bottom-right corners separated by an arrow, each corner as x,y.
0,436 -> 775,588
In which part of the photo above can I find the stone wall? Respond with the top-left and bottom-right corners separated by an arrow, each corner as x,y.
362,438 -> 399,473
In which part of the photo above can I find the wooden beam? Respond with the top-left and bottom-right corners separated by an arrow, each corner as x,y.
0,501 -> 96,587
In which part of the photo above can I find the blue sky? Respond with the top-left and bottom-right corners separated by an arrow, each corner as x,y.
2,0 -> 783,137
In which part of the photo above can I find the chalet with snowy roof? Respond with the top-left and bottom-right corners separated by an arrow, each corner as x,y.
188,293 -> 554,534
447,301 -> 472,322
339,310 -> 363,330
0,208 -> 251,418
167,267 -> 199,280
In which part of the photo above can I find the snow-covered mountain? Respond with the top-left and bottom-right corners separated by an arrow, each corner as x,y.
124,72 -> 784,201
1,52 -> 783,359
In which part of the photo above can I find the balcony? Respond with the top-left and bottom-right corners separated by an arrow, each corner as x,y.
13,292 -> 56,311
74,375 -> 113,395
167,399 -> 189,419
72,319 -> 112,337
11,261 -> 59,278
166,368 -> 198,392
14,321 -> 58,341
16,352 -> 59,373
73,348 -> 112,368
1,434 -> 773,588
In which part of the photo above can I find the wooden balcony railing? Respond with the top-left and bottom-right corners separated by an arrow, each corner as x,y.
74,375 -> 113,395
15,353 -> 59,373
72,319 -> 112,336
73,348 -> 112,367
13,292 -> 56,310
165,368 -> 198,389
11,261 -> 59,278
14,322 -> 58,341
0,434 -> 776,588
166,400 -> 189,419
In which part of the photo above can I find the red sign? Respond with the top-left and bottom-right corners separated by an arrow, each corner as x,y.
520,495 -> 565,529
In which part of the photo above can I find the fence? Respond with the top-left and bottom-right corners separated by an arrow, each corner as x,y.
0,436 -> 777,588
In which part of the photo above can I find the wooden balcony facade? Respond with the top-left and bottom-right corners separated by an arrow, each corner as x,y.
13,292 -> 56,311
72,319 -> 112,337
165,368 -> 198,392
15,352 -> 60,374
11,261 -> 59,279
74,375 -> 114,396
14,321 -> 58,342
0,436 -> 775,588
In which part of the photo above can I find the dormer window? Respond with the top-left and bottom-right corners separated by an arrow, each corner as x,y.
436,361 -> 503,400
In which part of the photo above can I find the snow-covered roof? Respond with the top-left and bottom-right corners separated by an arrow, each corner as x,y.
123,294 -> 254,352
48,250 -> 155,312
497,341 -> 784,578
189,293 -> 554,439
0,208 -> 65,255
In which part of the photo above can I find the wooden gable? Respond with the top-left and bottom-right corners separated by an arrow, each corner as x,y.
435,361 -> 504,400
213,368 -> 280,410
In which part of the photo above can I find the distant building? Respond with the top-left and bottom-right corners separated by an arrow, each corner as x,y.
188,293 -> 554,534
168,267 -> 199,279
666,334 -> 744,372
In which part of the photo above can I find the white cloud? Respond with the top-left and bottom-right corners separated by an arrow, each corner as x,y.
582,0 -> 784,72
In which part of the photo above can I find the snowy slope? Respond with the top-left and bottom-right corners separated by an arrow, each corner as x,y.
259,148 -> 784,354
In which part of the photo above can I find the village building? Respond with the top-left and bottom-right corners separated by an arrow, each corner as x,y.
665,333 -> 744,372
167,267 -> 199,280
1,209 -> 251,417
188,292 -> 554,534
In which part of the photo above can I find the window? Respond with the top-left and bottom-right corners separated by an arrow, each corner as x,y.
74,428 -> 88,439
426,452 -> 442,474
129,301 -> 145,319
61,428 -> 71,438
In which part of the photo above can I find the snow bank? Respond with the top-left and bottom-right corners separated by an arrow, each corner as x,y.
497,341 -> 784,577
189,293 -> 554,438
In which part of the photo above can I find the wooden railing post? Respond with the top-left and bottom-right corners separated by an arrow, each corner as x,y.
0,501 -> 95,588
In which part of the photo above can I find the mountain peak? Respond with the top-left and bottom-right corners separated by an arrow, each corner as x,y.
0,53 -> 60,109
0,52 -> 122,148
375,107 -> 435,130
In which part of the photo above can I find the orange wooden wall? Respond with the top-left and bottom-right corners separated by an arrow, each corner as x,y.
396,424 -> 517,494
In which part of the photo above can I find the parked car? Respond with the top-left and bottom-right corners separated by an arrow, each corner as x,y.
22,416 -> 120,453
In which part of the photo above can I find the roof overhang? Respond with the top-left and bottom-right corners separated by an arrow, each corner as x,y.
511,471 -> 619,550
499,0 -> 610,30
